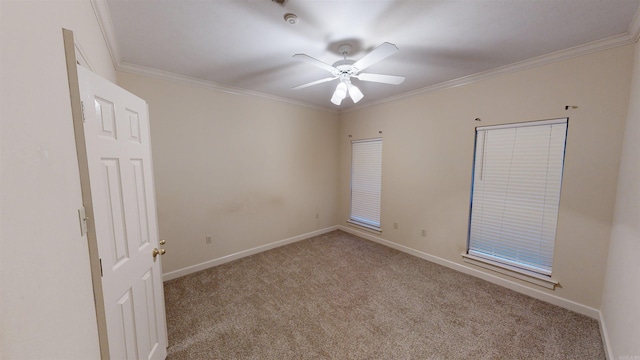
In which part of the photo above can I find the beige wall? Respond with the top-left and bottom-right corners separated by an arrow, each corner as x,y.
338,45 -> 634,309
116,72 -> 339,274
601,42 -> 640,358
0,0 -> 115,358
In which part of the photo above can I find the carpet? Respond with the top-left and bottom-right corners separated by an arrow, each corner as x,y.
163,230 -> 604,359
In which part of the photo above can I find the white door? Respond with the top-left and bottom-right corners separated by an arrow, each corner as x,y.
78,66 -> 168,360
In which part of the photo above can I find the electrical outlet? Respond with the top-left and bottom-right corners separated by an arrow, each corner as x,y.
420,229 -> 427,237
206,235 -> 212,244
393,222 -> 398,229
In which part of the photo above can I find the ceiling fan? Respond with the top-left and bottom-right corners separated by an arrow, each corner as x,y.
292,42 -> 405,106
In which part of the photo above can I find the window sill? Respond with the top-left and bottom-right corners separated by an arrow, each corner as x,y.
347,220 -> 382,235
462,253 -> 559,290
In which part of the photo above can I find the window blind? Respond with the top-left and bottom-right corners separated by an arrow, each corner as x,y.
350,138 -> 382,230
468,118 -> 567,276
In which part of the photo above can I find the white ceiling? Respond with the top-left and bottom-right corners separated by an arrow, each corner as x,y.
100,0 -> 640,111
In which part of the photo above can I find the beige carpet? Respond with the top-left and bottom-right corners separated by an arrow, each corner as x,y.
164,230 -> 605,359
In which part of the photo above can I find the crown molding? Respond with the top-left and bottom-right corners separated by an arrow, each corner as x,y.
628,4 -> 640,42
345,32 -> 638,113
90,0 -> 121,70
117,62 -> 336,113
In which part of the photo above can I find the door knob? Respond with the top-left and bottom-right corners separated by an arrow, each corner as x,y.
152,248 -> 166,258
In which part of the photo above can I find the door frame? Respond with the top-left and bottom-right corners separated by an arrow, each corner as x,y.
63,28 -> 110,360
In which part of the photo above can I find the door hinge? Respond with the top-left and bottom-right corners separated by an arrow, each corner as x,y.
78,207 -> 88,236
99,258 -> 103,277
80,100 -> 86,122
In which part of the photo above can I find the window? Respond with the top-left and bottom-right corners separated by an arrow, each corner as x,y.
349,138 -> 382,231
466,118 -> 567,282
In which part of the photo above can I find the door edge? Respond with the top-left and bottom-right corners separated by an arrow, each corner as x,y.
63,28 -> 110,360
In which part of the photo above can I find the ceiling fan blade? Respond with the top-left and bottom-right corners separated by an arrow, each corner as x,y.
292,76 -> 338,90
352,42 -> 399,73
356,73 -> 405,85
293,54 -> 338,75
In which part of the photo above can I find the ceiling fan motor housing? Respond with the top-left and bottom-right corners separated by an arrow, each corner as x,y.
333,59 -> 356,75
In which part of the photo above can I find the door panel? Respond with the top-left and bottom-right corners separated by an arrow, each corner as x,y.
117,289 -> 138,360
78,65 -> 168,360
101,158 -> 130,267
131,159 -> 151,248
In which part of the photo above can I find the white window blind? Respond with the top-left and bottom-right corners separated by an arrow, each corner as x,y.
468,118 -> 568,276
350,138 -> 382,230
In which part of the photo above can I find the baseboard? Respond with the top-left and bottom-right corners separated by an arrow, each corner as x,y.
162,226 -> 339,281
338,225 -> 600,319
598,310 -> 615,360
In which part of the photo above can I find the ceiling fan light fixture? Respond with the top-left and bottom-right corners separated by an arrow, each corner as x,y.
336,82 -> 347,97
348,83 -> 364,103
330,92 -> 344,105
331,82 -> 348,105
